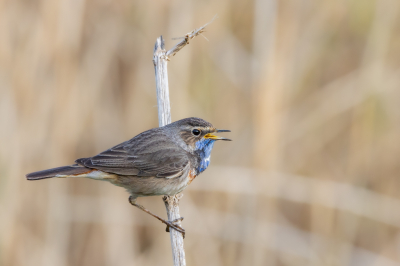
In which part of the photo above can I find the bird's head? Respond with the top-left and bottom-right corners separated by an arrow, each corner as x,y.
167,117 -> 231,152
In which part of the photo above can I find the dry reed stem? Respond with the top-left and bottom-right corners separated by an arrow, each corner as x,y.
152,17 -> 216,266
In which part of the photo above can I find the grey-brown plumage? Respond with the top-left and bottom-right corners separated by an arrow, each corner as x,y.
26,117 -> 230,235
26,164 -> 91,180
76,126 -> 191,178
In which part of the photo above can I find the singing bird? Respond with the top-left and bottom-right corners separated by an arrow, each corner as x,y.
26,117 -> 231,236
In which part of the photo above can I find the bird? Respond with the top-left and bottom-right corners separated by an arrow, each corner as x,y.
26,117 -> 231,237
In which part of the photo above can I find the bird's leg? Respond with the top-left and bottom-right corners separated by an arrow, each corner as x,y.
129,196 -> 185,238
165,217 -> 184,232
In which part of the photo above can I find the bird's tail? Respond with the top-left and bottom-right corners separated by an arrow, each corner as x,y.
26,164 -> 93,180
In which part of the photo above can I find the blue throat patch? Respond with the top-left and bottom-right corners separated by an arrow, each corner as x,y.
195,138 -> 216,173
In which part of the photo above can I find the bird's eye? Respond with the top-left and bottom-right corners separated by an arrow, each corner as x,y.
192,129 -> 201,136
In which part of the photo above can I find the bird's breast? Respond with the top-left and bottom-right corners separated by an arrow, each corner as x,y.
187,168 -> 197,185
195,139 -> 215,173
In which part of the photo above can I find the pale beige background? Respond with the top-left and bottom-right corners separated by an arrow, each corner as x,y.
1,0 -> 400,265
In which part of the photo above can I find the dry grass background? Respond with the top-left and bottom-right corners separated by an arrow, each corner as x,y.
1,0 -> 400,265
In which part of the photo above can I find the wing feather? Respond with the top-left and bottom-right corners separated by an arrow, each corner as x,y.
75,129 -> 190,178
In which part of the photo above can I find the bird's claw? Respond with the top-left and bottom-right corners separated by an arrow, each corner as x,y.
165,217 -> 185,238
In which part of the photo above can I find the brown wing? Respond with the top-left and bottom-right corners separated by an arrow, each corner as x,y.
76,128 -> 190,178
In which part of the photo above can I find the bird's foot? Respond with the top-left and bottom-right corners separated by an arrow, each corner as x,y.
165,217 -> 185,238
128,196 -> 185,238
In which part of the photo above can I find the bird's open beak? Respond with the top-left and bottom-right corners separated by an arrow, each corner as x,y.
204,129 -> 231,141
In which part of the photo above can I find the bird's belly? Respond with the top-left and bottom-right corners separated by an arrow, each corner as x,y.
112,169 -> 196,197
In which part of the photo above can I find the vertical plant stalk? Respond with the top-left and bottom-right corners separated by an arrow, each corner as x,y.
153,36 -> 186,266
152,18 -> 215,266
153,37 -> 172,127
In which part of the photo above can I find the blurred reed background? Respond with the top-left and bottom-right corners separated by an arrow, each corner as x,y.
1,0 -> 400,265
